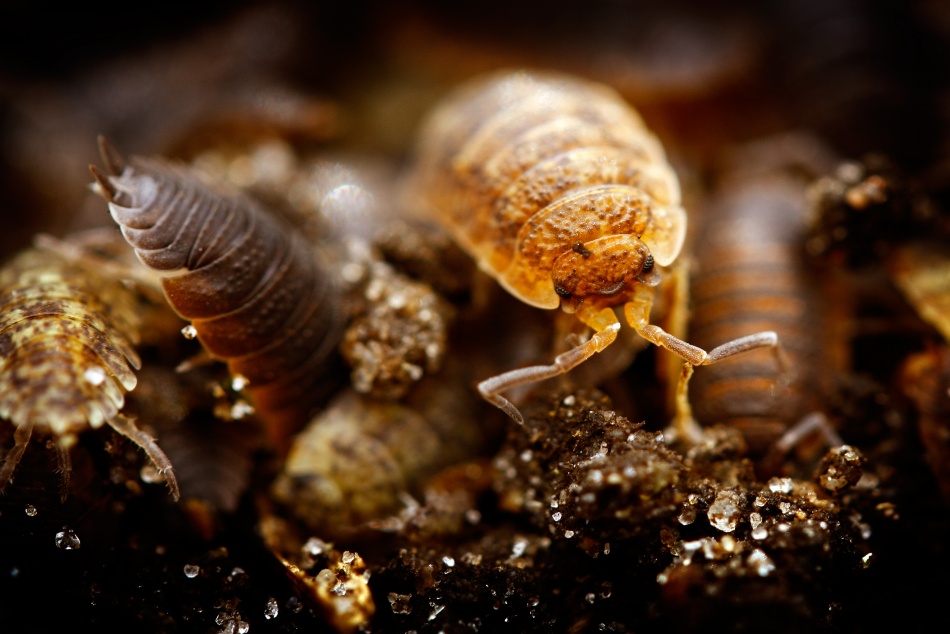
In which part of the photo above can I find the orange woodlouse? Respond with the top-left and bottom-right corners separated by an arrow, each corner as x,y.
407,70 -> 779,423
0,244 -> 178,498
90,138 -> 344,450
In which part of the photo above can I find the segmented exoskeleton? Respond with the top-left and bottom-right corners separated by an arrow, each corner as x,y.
680,172 -> 838,457
0,244 -> 177,498
91,138 -> 344,450
407,70 -> 779,423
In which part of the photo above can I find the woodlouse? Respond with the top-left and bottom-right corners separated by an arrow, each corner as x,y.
407,70 -> 779,422
0,244 -> 178,498
676,157 -> 845,461
90,137 -> 344,450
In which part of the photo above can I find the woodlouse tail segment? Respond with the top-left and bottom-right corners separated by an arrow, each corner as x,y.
0,420 -> 33,495
90,137 -> 134,207
92,141 -> 346,452
97,134 -> 127,175
477,307 -> 621,424
89,164 -> 118,202
109,414 -> 180,501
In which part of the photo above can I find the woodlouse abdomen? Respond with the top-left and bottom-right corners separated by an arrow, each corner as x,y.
407,70 -> 778,422
91,138 -> 344,449
0,245 -> 177,498
685,172 -> 835,456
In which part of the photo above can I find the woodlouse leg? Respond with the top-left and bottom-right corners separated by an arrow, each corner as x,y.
108,414 -> 180,500
55,443 -> 72,501
624,285 -> 783,442
668,332 -> 784,445
0,421 -> 33,493
759,411 -> 844,475
478,307 -> 621,424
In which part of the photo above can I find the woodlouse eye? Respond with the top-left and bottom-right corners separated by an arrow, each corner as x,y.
554,284 -> 572,298
572,243 -> 592,259
642,253 -> 654,274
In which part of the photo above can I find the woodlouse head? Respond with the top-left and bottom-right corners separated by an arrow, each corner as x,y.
552,235 -> 658,313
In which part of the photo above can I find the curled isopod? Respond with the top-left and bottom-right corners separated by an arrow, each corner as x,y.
0,244 -> 178,499
406,70 -> 780,423
90,137 -> 345,450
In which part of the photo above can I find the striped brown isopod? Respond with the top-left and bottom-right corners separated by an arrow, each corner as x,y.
675,157 -> 846,462
0,244 -> 178,498
407,70 -> 779,423
90,137 -> 344,450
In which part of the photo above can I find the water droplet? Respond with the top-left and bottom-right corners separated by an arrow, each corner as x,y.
678,506 -> 697,526
751,526 -> 768,540
442,556 -> 455,568
303,537 -> 330,558
388,592 -> 413,615
264,597 -> 279,620
230,401 -> 255,420
140,464 -> 165,484
563,530 -> 575,539
747,549 -> 776,577
24,505 -> 37,517
231,374 -> 249,391
511,539 -> 528,558
428,603 -> 445,621
181,324 -> 198,340
83,366 -> 106,386
585,593 -> 596,604
183,564 -> 201,578
551,512 -> 562,522
54,529 -> 81,550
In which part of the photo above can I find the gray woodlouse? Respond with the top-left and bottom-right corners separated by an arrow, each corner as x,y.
90,137 -> 344,450
407,70 -> 780,423
0,244 -> 178,498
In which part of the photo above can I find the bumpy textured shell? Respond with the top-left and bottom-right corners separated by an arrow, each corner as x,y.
408,70 -> 685,309
0,248 -> 141,438
96,153 -> 343,446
